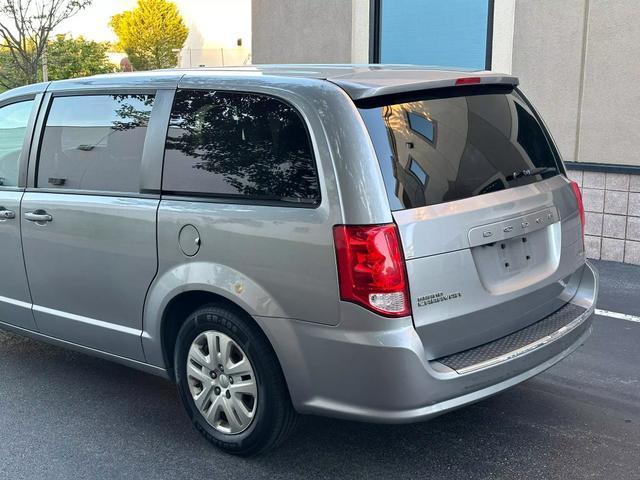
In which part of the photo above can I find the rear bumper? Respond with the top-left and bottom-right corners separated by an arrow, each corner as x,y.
256,261 -> 598,423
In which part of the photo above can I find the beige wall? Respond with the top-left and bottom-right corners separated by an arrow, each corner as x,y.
252,0 -> 364,64
351,0 -> 370,63
512,0 -> 640,166
491,0 -> 516,74
577,0 -> 639,165
511,0 -> 587,162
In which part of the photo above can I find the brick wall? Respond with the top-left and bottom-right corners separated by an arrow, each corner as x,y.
567,169 -> 640,264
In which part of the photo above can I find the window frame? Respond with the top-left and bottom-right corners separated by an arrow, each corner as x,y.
369,0 -> 495,70
26,88 -> 174,198
513,87 -> 566,175
160,88 -> 322,209
0,93 -> 44,191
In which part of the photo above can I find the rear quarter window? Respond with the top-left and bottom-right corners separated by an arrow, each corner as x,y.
163,89 -> 320,206
358,87 -> 562,211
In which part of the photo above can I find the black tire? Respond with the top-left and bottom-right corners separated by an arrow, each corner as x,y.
174,304 -> 297,456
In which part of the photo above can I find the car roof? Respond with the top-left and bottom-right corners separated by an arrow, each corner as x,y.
0,81 -> 50,103
2,65 -> 519,102
176,64 -> 519,100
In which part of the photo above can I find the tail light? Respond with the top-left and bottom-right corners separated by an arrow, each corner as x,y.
455,77 -> 481,85
570,181 -> 585,240
333,224 -> 411,317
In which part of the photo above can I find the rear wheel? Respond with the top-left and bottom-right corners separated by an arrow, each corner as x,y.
174,305 -> 297,455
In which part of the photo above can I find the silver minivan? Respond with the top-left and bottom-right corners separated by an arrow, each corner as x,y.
0,65 -> 597,455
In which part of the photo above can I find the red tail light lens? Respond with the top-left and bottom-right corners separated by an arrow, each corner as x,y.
570,180 -> 585,240
455,77 -> 482,85
333,224 -> 411,317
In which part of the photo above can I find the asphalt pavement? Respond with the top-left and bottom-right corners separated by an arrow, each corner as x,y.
0,260 -> 638,479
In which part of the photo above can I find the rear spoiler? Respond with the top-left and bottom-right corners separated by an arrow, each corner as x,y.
329,73 -> 519,102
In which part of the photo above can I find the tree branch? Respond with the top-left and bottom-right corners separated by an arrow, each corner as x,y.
0,0 -> 92,83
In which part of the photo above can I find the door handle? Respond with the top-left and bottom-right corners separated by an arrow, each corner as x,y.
0,207 -> 15,220
24,210 -> 53,223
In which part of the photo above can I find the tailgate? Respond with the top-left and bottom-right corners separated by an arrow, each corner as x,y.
357,84 -> 586,359
395,175 -> 584,358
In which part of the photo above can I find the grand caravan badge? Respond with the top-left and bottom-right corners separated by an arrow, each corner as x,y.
417,291 -> 463,307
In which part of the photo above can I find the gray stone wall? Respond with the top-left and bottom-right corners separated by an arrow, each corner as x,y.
251,0 -> 354,64
568,168 -> 640,264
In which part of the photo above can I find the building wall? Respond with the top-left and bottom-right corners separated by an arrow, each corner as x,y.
569,170 -> 640,264
512,0 -> 640,167
351,0 -> 370,63
511,0 -> 640,263
252,0 -> 355,63
511,0 -> 587,162
490,0 -> 516,74
577,0 -> 639,165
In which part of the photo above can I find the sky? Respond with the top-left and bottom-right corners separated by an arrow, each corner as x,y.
54,0 -> 252,48
54,0 -> 137,42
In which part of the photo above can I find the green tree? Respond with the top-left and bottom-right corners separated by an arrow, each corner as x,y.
110,0 -> 188,71
47,34 -> 115,80
0,46 -> 28,91
0,0 -> 92,87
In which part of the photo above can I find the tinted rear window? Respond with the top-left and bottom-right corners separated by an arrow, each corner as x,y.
163,89 -> 320,205
359,88 -> 561,211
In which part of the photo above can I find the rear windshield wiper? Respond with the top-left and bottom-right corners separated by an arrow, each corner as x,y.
506,167 -> 557,182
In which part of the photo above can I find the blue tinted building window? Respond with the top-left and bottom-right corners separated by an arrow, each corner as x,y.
409,157 -> 428,185
378,0 -> 492,70
407,112 -> 435,143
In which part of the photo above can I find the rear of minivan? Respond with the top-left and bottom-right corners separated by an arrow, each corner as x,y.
358,82 -> 594,360
270,73 -> 597,423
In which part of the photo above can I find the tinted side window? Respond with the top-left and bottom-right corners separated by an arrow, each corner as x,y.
163,90 -> 320,205
0,100 -> 34,187
37,94 -> 155,193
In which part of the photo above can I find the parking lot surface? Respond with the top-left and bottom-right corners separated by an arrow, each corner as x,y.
0,260 -> 638,480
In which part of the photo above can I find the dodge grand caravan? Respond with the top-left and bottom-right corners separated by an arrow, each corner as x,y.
0,65 -> 597,455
